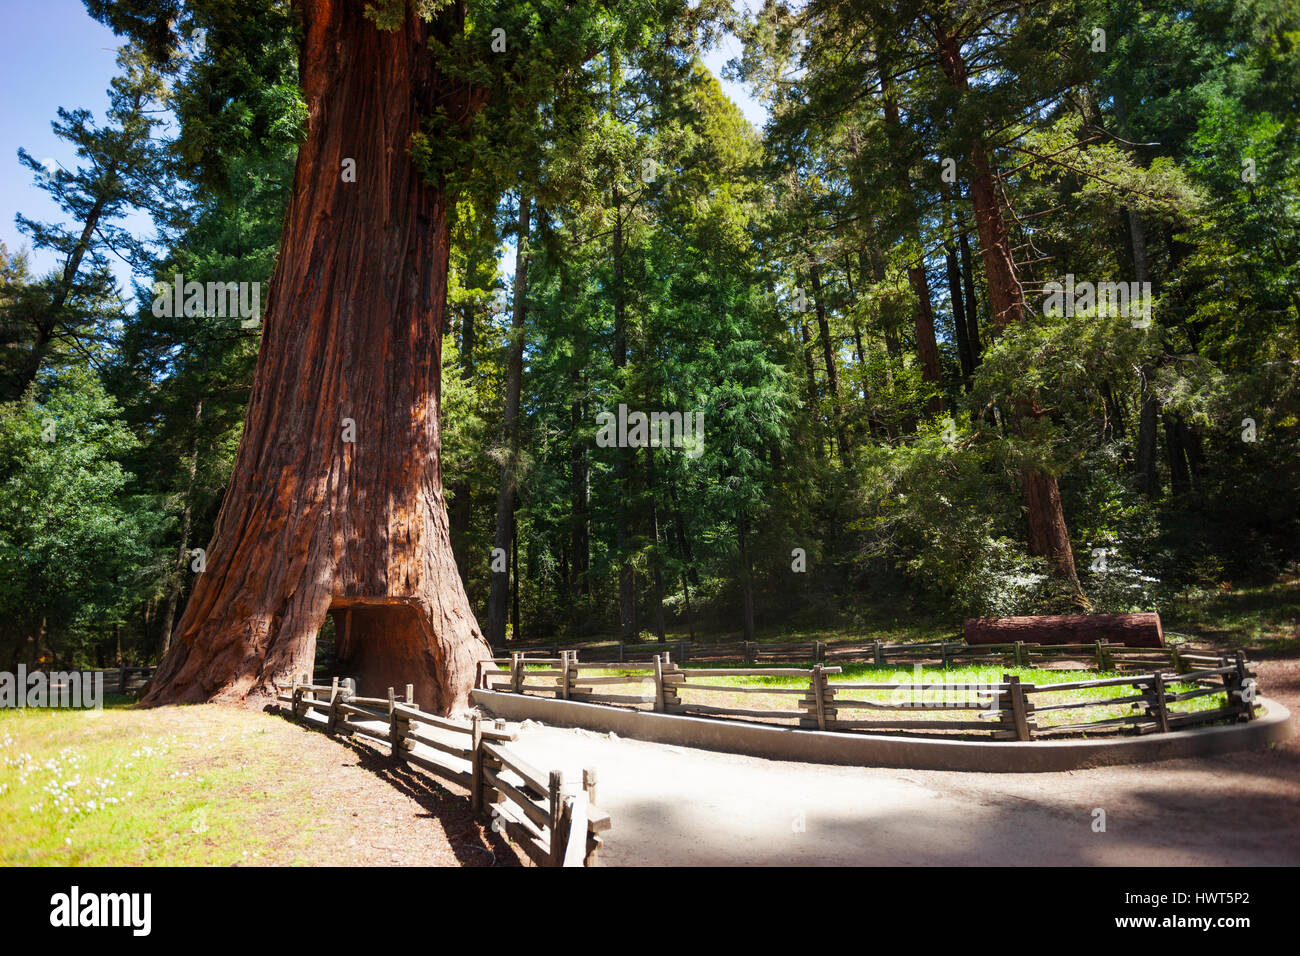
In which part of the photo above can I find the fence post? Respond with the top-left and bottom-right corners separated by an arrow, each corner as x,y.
873,641 -> 884,666
338,678 -> 356,737
1013,642 -> 1024,667
470,715 -> 485,815
653,654 -> 665,713
559,650 -> 570,700
1149,673 -> 1170,733
325,676 -> 341,734
660,654 -> 681,712
1004,673 -> 1033,741
480,734 -> 503,811
811,663 -> 827,731
582,768 -> 600,865
679,640 -> 690,663
119,667 -> 128,696
388,687 -> 410,761
297,671 -> 311,718
511,652 -> 524,694
1227,650 -> 1256,721
548,770 -> 565,866
618,641 -> 625,663
1170,645 -> 1183,673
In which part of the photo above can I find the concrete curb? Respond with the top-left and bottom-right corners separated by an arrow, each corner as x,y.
470,689 -> 1294,773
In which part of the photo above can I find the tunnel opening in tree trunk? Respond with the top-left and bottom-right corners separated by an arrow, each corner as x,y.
330,602 -> 452,713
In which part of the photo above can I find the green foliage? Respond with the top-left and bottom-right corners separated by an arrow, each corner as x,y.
4,0 -> 1293,659
0,368 -> 159,667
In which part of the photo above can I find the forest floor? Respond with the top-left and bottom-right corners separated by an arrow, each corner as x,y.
1162,572 -> 1300,652
0,699 -> 524,866
503,656 -> 1299,866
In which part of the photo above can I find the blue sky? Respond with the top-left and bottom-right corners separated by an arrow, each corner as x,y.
0,0 -> 765,302
0,0 -> 146,294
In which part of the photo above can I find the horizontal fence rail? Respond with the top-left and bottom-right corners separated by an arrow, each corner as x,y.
477,646 -> 1260,742
274,676 -> 609,867
111,666 -> 156,695
0,666 -> 157,698
487,637 -> 1235,671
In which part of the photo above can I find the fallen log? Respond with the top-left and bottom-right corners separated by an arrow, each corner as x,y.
963,613 -> 1165,649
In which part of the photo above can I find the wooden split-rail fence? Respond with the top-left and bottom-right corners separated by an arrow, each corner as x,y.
110,666 -> 156,695
478,648 -> 1259,741
275,677 -> 610,867
490,636 -> 1214,670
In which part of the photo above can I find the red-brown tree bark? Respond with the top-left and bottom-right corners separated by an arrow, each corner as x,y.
931,14 -> 1079,586
965,613 -> 1165,648
143,2 -> 491,713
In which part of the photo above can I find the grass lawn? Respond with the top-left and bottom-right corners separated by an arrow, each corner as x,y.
1,699 -> 356,865
535,662 -> 1233,735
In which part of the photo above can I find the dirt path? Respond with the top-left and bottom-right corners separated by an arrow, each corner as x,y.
501,659 -> 1300,866
250,708 -> 527,866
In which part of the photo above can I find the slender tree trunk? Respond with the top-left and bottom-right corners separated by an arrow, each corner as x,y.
158,400 -> 203,658
845,255 -> 880,433
487,191 -> 531,644
7,190 -> 113,400
808,254 -> 852,456
613,190 -> 637,640
737,511 -> 756,642
1127,207 -> 1161,497
511,493 -> 521,639
448,299 -> 476,586
797,312 -> 827,463
944,188 -> 974,387
1100,381 -> 1127,442
680,572 -> 696,641
646,447 -> 668,641
667,469 -> 698,587
1184,420 -> 1204,484
934,16 -> 1078,585
863,225 -> 903,364
853,322 -> 869,399
946,243 -> 973,387
143,4 -> 491,713
798,313 -> 818,401
881,76 -> 943,413
609,52 -> 637,641
569,396 -> 589,599
1164,413 -> 1193,494
958,214 -> 982,366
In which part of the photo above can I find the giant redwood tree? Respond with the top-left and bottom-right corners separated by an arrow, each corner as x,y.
86,0 -> 696,711
147,1 -> 489,711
